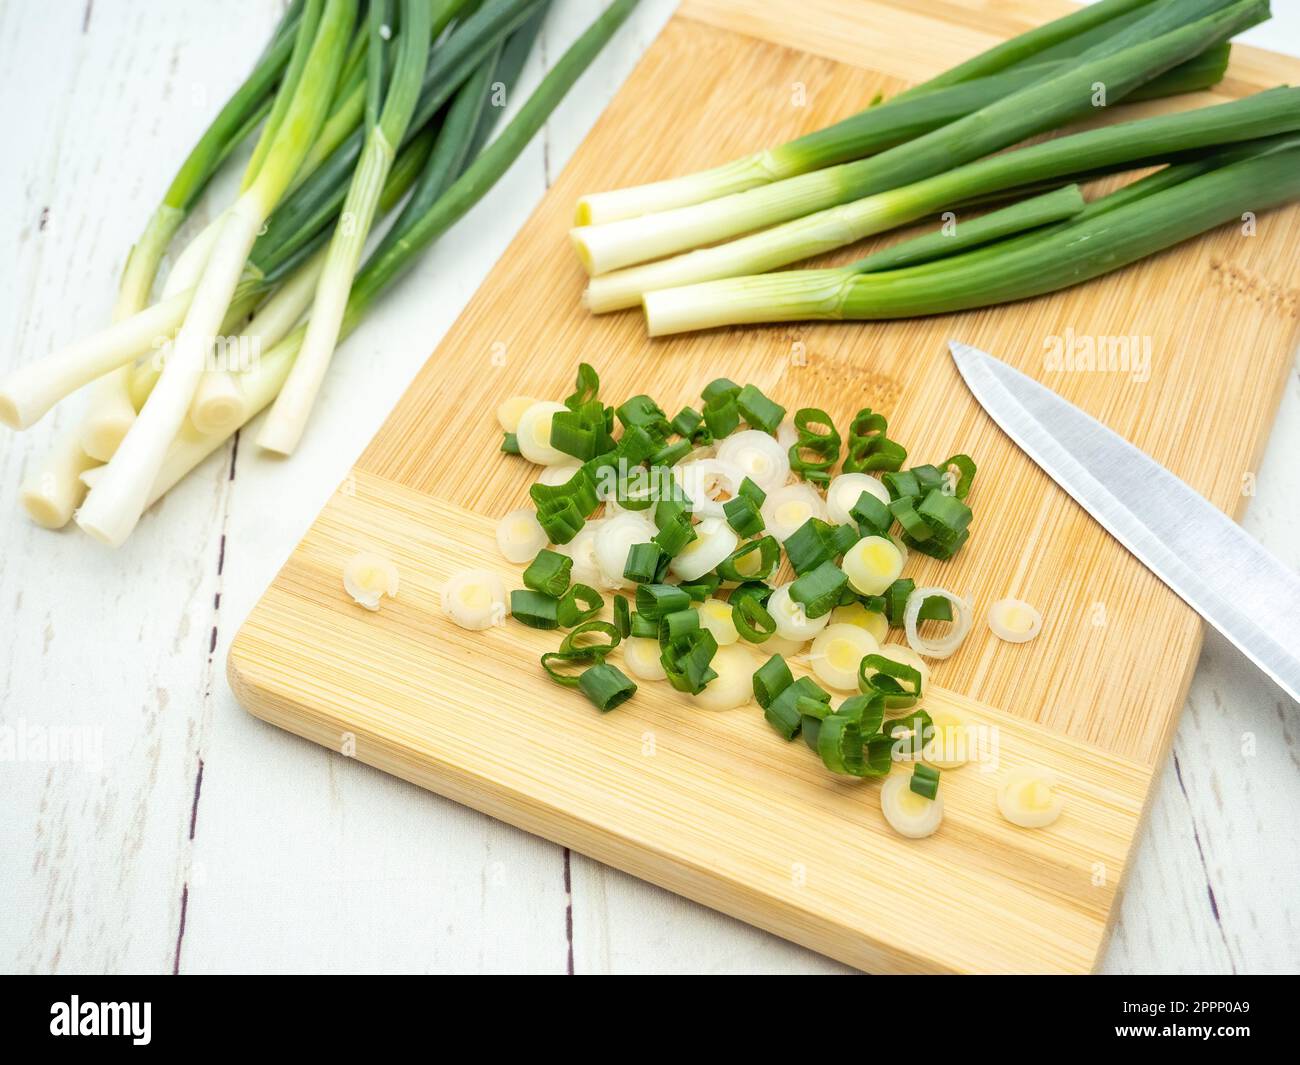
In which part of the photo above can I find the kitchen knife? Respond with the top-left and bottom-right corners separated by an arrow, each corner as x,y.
949,339 -> 1300,704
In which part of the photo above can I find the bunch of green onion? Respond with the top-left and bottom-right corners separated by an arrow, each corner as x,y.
1,0 -> 639,544
566,0 -> 1300,336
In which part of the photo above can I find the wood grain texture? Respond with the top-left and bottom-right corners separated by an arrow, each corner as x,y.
6,0 -> 1300,977
232,472 -> 1151,974
229,0 -> 1300,973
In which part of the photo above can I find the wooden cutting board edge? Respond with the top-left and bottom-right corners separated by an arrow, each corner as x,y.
227,1 -> 1300,973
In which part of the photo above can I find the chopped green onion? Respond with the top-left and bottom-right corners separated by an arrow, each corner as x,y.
623,542 -> 663,584
784,518 -> 835,574
501,432 -> 520,454
843,407 -> 907,473
765,676 -> 829,740
658,608 -> 700,643
911,762 -> 941,800
733,593 -> 776,643
629,611 -> 659,639
943,454 -> 977,499
703,392 -> 740,438
652,512 -> 697,556
523,548 -> 572,597
560,619 -> 622,657
789,560 -> 848,619
738,476 -> 767,507
753,654 -> 795,710
722,495 -> 764,537
716,536 -> 780,582
884,578 -> 915,627
616,394 -> 672,440
880,708 -> 935,760
859,652 -> 923,710
736,384 -> 786,432
564,362 -> 600,409
549,398 -> 614,460
827,522 -> 860,556
671,406 -> 703,438
635,583 -> 689,620
788,408 -> 841,485
511,588 -> 560,630
556,584 -> 603,628
649,439 -> 693,466
541,648 -> 602,688
578,661 -> 637,712
616,425 -> 660,466
849,490 -> 892,536
613,593 -> 631,638
679,572 -> 722,602
701,378 -> 741,404
661,629 -> 719,694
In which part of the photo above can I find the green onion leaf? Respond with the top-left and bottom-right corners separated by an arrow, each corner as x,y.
738,476 -> 767,507
501,432 -> 520,454
910,762 -> 941,800
578,661 -> 637,712
613,593 -> 631,638
722,495 -> 765,537
635,583 -> 690,620
629,611 -> 658,639
556,584 -> 603,628
736,383 -> 786,433
733,593 -> 777,643
859,652 -> 923,710
564,362 -> 600,410
661,629 -> 719,694
679,572 -> 722,602
789,560 -> 848,619
617,394 -> 672,441
658,608 -> 700,643
541,648 -> 602,688
716,536 -> 781,582
560,619 -> 622,657
849,490 -> 893,536
511,589 -> 559,630
623,542 -> 663,584
789,408 -> 841,485
752,654 -> 794,709
766,676 -> 829,740
523,548 -> 572,597
784,518 -> 835,575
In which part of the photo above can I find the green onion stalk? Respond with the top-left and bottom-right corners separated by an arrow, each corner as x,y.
573,0 -> 1266,277
114,0 -> 634,518
587,80 -> 1300,312
233,0 -> 440,452
71,1 -> 305,465
76,0 -> 358,548
574,0 -> 1167,225
643,144 -> 1300,336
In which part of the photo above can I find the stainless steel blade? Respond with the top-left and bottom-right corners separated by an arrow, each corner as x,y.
949,340 -> 1300,704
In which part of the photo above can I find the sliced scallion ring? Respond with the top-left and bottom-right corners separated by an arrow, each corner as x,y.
903,586 -> 972,659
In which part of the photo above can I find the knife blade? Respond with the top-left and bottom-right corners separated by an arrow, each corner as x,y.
949,339 -> 1300,704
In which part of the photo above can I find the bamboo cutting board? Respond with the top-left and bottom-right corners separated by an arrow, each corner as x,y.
229,0 -> 1300,973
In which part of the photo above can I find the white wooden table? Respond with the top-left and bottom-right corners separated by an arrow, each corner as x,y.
2,0 -> 1298,975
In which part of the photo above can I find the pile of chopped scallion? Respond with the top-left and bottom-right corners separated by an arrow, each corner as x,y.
447,363 -> 983,834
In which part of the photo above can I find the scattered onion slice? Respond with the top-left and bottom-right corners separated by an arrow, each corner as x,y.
988,598 -> 1043,643
717,430 -> 790,492
842,535 -> 904,596
515,400 -> 570,465
442,568 -> 506,630
997,766 -> 1065,828
537,462 -> 582,487
776,418 -> 799,451
674,458 -> 744,519
497,394 -> 537,433
622,637 -> 668,681
668,518 -> 738,581
559,520 -> 605,587
692,644 -> 754,710
903,586 -> 971,660
761,483 -> 827,541
810,623 -> 879,691
699,598 -> 739,645
594,512 -> 656,589
880,773 -> 944,839
825,472 -> 889,525
496,508 -> 547,564
343,552 -> 399,611
923,705 -> 971,769
768,582 -> 830,641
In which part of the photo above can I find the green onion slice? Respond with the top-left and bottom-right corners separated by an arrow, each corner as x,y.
635,583 -> 689,620
557,584 -> 603,628
736,384 -> 786,433
789,560 -> 848,619
859,653 -> 923,709
716,535 -> 781,582
523,548 -> 572,597
560,619 -> 621,657
722,495 -> 765,537
752,654 -> 794,709
613,593 -> 631,638
578,661 -> 637,712
511,589 -> 560,630
910,762 -> 941,800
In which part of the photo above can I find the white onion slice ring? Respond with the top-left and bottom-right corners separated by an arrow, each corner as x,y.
674,458 -> 744,519
903,586 -> 972,660
717,430 -> 790,493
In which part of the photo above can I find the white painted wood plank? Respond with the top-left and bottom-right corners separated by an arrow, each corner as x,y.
0,0 -> 282,973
